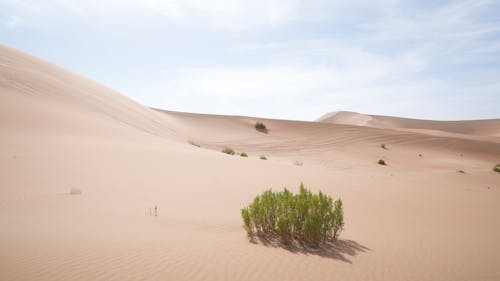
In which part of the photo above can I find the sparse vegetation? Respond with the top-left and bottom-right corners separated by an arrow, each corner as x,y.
188,140 -> 200,147
70,188 -> 82,195
255,121 -> 267,131
240,152 -> 248,157
222,147 -> 235,155
381,144 -> 387,149
378,159 -> 386,165
493,164 -> 500,173
241,183 -> 344,245
260,155 -> 267,160
457,170 -> 465,174
293,160 -> 303,166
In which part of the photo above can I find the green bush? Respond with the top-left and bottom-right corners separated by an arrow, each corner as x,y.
241,184 -> 344,245
222,147 -> 235,155
255,121 -> 267,130
240,152 -> 248,157
493,164 -> 500,173
378,159 -> 386,165
260,155 -> 267,160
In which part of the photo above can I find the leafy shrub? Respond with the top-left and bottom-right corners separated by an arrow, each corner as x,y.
241,208 -> 252,233
493,164 -> 500,173
222,147 -> 235,155
260,155 -> 267,160
378,159 -> 386,165
240,152 -> 248,157
241,184 -> 344,245
255,121 -> 267,130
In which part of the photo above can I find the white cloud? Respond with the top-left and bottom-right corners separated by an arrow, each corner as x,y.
137,0 -> 302,29
4,15 -> 22,28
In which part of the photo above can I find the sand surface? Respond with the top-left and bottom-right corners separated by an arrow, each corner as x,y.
1,45 -> 500,280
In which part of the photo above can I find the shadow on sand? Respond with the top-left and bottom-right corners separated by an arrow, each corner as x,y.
248,234 -> 369,263
256,127 -> 269,134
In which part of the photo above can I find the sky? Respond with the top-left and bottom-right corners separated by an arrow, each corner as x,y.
1,0 -> 500,121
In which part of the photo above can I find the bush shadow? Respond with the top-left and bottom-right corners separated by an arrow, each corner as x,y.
256,127 -> 269,134
248,234 -> 369,263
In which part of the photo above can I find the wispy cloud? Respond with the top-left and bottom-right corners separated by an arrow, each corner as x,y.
143,0 -> 301,29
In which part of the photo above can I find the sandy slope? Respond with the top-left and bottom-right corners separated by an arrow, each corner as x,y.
318,111 -> 500,141
1,45 -> 500,281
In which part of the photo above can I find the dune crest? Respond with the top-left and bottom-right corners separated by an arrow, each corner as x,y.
318,110 -> 500,140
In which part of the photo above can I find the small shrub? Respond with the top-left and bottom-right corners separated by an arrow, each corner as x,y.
381,144 -> 387,149
293,160 -> 303,166
378,159 -> 386,165
222,147 -> 235,155
255,121 -> 267,130
493,164 -> 500,173
457,170 -> 465,174
260,155 -> 267,160
240,152 -> 248,157
241,184 -> 344,245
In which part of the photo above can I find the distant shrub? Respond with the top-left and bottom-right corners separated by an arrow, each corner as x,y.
240,152 -> 248,157
255,121 -> 267,130
222,147 -> 235,155
260,155 -> 267,160
457,170 -> 465,174
241,184 -> 344,245
493,164 -> 500,173
188,140 -> 200,147
381,144 -> 387,149
293,160 -> 303,166
378,159 -> 386,165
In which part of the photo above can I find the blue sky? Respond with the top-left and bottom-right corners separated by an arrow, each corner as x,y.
1,0 -> 500,120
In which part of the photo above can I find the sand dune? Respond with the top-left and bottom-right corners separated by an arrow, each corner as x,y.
158,109 -> 500,167
1,46 -> 500,281
0,45 -> 179,140
318,111 -> 500,141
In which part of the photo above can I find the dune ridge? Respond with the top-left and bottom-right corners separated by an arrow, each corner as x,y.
318,111 -> 500,140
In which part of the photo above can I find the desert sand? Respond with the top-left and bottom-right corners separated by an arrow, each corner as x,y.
1,44 -> 500,280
